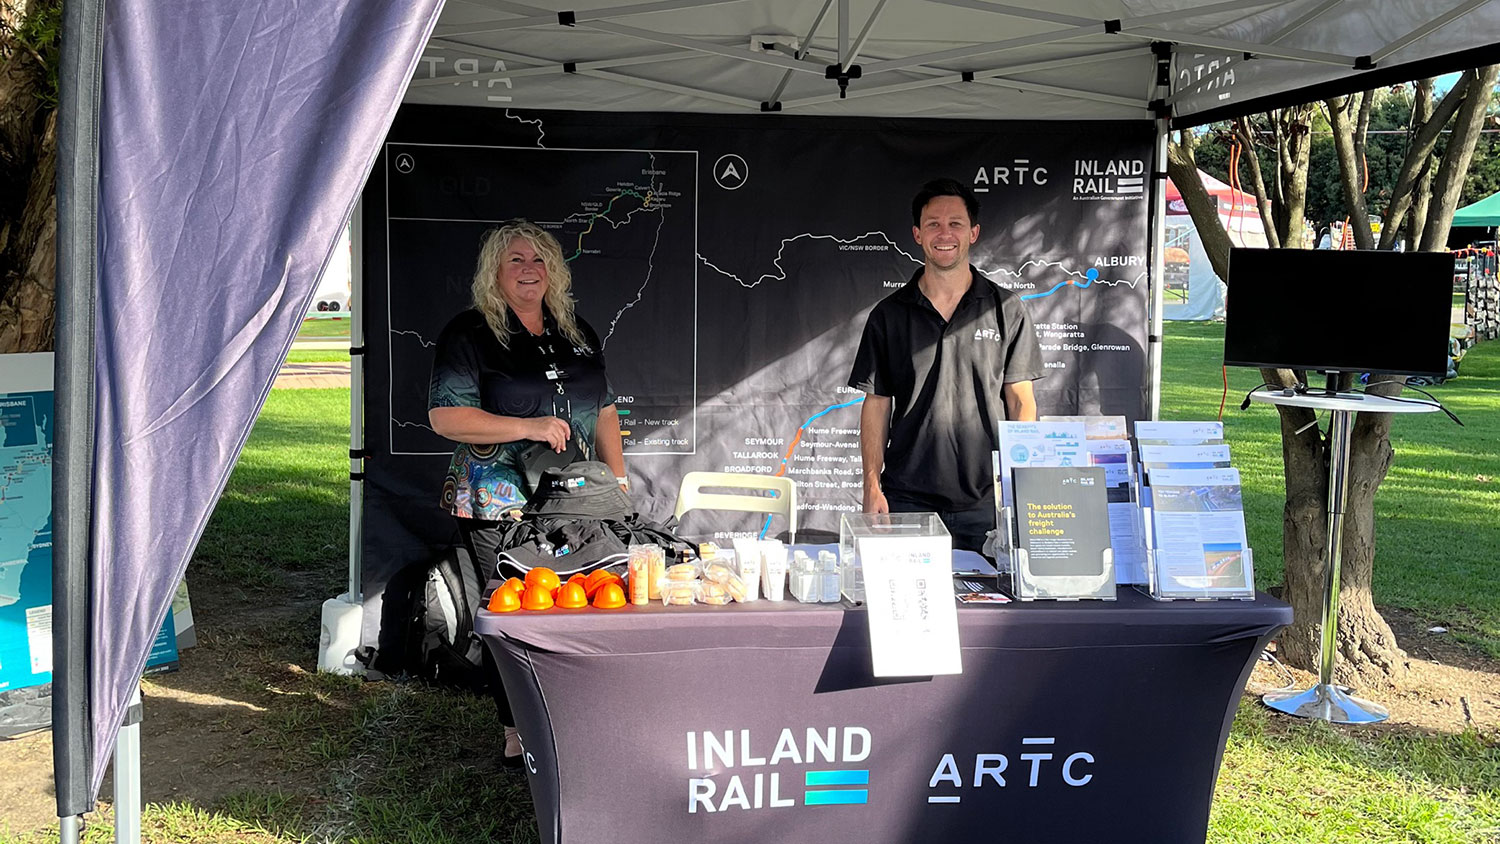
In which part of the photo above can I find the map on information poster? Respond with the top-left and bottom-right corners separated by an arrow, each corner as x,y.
0,354 -> 54,695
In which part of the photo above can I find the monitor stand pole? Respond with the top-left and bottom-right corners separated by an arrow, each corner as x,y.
1262,404 -> 1388,724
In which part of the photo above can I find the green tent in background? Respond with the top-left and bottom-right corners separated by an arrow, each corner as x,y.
1453,190 -> 1500,227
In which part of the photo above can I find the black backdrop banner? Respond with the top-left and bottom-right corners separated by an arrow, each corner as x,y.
360,106 -> 1152,648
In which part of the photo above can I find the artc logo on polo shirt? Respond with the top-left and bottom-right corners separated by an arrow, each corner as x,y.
973,328 -> 1003,343
685,726 -> 872,813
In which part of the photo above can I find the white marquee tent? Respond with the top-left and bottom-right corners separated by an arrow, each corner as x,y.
52,2 -> 1500,840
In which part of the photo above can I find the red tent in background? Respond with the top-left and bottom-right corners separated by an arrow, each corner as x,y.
1163,169 -> 1270,320
1166,169 -> 1261,221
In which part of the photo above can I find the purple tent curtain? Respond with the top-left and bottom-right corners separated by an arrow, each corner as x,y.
89,0 -> 443,796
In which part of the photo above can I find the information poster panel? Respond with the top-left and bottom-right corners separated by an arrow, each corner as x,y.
0,353 -> 54,698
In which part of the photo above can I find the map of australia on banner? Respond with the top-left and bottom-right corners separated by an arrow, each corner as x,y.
365,108 -> 1150,560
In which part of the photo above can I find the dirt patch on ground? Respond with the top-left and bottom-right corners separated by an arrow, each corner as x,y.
1245,606 -> 1500,736
0,578 -> 329,838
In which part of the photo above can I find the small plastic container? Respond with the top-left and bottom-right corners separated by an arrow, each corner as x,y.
761,540 -> 788,601
627,547 -> 652,606
732,538 -> 762,601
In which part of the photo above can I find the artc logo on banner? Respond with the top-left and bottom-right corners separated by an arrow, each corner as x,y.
926,735 -> 1097,804
971,159 -> 1049,191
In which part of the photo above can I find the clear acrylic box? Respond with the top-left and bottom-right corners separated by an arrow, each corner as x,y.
839,512 -> 951,604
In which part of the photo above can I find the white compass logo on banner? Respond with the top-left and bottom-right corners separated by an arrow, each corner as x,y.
713,154 -> 748,190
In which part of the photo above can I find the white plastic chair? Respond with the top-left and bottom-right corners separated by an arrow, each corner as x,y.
673,472 -> 797,543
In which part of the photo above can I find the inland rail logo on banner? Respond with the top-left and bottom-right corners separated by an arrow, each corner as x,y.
1072,159 -> 1146,201
686,726 -> 872,813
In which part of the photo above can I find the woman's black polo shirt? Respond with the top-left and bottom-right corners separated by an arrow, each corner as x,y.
848,266 -> 1045,511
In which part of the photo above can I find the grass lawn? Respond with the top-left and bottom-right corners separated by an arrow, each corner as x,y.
1161,321 -> 1500,657
7,333 -> 1498,844
295,318 -> 352,341
283,348 -> 349,364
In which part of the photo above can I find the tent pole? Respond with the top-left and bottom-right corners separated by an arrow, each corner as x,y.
112,687 -> 142,844
1149,117 -> 1168,421
349,201 -> 366,603
1147,45 -> 1172,421
318,204 -> 367,676
54,0 -> 107,829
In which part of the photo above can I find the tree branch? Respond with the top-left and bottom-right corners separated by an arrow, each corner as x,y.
1381,72 -> 1472,248
1421,65 -> 1500,251
1234,117 -> 1280,249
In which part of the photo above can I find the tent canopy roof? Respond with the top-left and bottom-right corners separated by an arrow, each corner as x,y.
409,0 -> 1500,124
1453,189 -> 1500,227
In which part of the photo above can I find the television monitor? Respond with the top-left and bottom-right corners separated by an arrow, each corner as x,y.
1223,247 -> 1454,380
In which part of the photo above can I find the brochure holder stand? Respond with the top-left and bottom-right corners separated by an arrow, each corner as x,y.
1138,489 -> 1254,601
1000,504 -> 1116,601
1137,548 -> 1256,602
1247,389 -> 1440,724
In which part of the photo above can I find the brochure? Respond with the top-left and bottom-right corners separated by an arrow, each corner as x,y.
1013,466 -> 1112,578
1087,440 -> 1145,584
1134,420 -> 1224,445
1138,444 -> 1233,471
1147,468 -> 1254,596
953,576 -> 1012,604
1041,414 -> 1128,440
996,421 -> 1087,509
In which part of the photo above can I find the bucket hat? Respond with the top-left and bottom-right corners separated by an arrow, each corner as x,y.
523,461 -> 633,520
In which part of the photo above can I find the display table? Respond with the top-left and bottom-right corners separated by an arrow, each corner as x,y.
477,588 -> 1291,844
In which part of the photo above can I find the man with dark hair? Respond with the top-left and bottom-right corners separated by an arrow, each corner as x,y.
847,178 -> 1045,552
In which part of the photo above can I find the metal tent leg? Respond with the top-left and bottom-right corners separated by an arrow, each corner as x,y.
113,686 -> 143,843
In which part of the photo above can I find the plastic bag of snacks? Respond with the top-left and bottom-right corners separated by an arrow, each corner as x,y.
701,561 -> 751,603
698,580 -> 733,605
659,578 -> 699,606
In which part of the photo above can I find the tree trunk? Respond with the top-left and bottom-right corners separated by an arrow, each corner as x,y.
1325,95 -> 1375,250
1421,64 -> 1500,251
1273,392 -> 1330,673
0,2 -> 58,354
1409,160 -> 1433,251
1273,105 -> 1313,247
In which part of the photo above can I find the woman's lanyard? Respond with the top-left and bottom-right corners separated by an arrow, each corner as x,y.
534,325 -> 588,454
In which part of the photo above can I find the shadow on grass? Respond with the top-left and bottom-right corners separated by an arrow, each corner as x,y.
120,615 -> 540,844
1228,697 -> 1500,797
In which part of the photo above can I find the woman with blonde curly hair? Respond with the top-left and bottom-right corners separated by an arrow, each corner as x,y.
428,220 -> 625,762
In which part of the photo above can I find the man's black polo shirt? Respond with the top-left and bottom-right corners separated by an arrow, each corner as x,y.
848,265 -> 1045,511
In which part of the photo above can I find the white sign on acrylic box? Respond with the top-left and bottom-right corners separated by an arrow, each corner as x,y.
860,534 -> 961,677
